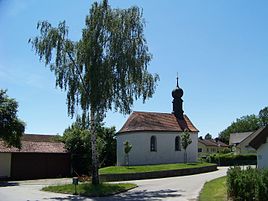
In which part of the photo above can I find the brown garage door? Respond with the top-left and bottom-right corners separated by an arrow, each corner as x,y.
11,153 -> 70,180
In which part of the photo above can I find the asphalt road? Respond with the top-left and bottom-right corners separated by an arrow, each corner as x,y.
0,167 -> 228,201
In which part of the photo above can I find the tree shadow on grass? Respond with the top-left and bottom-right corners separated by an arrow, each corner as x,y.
48,189 -> 183,201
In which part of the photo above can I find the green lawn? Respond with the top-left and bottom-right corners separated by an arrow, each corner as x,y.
42,183 -> 137,197
99,162 -> 215,174
199,176 -> 227,201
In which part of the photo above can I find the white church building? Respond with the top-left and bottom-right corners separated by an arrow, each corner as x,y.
116,78 -> 199,166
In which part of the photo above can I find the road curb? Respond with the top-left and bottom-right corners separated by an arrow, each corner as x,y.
100,164 -> 217,182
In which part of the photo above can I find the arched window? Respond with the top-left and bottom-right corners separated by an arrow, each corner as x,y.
150,136 -> 157,152
175,136 -> 181,151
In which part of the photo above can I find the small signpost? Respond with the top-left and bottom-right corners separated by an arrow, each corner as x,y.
72,177 -> 79,195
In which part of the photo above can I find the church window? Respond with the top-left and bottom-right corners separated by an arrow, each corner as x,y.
150,136 -> 157,152
175,136 -> 181,151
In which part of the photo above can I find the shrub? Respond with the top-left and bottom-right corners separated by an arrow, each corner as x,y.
227,167 -> 268,201
207,153 -> 256,166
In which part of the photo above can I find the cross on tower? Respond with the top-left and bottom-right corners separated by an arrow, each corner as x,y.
176,73 -> 179,87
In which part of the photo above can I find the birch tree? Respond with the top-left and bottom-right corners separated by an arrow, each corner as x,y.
29,0 -> 159,184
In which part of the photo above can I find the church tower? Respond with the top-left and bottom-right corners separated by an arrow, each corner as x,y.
172,76 -> 184,120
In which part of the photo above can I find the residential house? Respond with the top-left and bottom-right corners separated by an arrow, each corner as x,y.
229,132 -> 256,155
198,138 -> 229,158
249,126 -> 268,168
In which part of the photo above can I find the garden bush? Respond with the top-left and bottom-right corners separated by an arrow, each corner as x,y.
207,153 -> 256,166
227,167 -> 268,201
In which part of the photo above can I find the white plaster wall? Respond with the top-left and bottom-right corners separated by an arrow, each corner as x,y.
0,153 -> 11,178
257,138 -> 268,169
116,132 -> 198,166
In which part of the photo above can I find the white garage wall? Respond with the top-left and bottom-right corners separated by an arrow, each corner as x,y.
117,131 -> 198,166
257,138 -> 268,169
0,153 -> 11,178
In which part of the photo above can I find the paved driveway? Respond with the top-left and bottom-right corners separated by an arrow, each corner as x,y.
0,167 -> 228,201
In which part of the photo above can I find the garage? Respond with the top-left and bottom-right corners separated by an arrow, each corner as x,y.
0,134 -> 71,180
11,153 -> 70,180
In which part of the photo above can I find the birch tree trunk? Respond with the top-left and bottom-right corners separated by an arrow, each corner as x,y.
90,110 -> 99,185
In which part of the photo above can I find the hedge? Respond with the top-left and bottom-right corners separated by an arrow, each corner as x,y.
227,167 -> 268,201
206,153 -> 257,166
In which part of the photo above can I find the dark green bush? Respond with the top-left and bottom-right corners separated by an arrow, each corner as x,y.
227,167 -> 268,201
207,153 -> 256,166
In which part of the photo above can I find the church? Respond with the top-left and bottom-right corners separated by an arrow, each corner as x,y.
116,78 -> 199,166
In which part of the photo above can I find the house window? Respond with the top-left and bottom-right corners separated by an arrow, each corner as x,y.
198,148 -> 202,152
207,148 -> 209,152
150,136 -> 157,152
175,136 -> 181,151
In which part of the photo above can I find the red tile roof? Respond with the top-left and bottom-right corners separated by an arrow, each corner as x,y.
198,139 -> 217,146
0,134 -> 67,153
118,111 -> 199,134
198,139 -> 229,147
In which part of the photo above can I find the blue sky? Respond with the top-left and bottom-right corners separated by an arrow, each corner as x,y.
0,0 -> 268,137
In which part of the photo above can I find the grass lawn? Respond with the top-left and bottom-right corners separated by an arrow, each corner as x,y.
99,162 -> 215,174
42,183 -> 137,197
199,176 -> 227,201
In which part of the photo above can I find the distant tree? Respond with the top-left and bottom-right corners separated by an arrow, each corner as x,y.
124,141 -> 132,166
62,117 -> 116,175
259,107 -> 268,127
205,133 -> 212,140
97,126 -> 116,167
218,115 -> 260,144
29,0 -> 159,184
181,131 -> 192,163
0,89 -> 25,148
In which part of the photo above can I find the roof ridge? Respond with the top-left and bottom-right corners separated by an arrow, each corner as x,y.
133,111 -> 172,115
133,111 -> 190,116
118,111 -> 198,134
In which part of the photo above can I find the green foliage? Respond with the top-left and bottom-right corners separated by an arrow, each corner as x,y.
206,153 -> 256,166
29,0 -> 159,121
259,106 -> 268,127
181,131 -> 192,163
218,106 -> 268,143
123,140 -> 132,166
219,147 -> 231,154
29,0 -> 159,184
219,114 -> 261,144
181,131 -> 192,150
227,167 -> 268,201
42,182 -> 137,197
124,141 -> 132,154
0,89 -> 25,148
97,126 -> 116,167
62,118 -> 116,175
204,133 -> 212,139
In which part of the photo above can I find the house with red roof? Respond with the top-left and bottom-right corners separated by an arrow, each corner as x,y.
0,134 -> 70,180
198,138 -> 229,158
116,78 -> 199,166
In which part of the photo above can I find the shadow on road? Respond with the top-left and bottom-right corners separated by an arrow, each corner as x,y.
0,181 -> 19,187
48,189 -> 182,201
45,196 -> 89,201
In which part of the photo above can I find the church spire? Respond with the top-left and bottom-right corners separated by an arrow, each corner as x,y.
176,73 -> 179,87
172,75 -> 184,119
